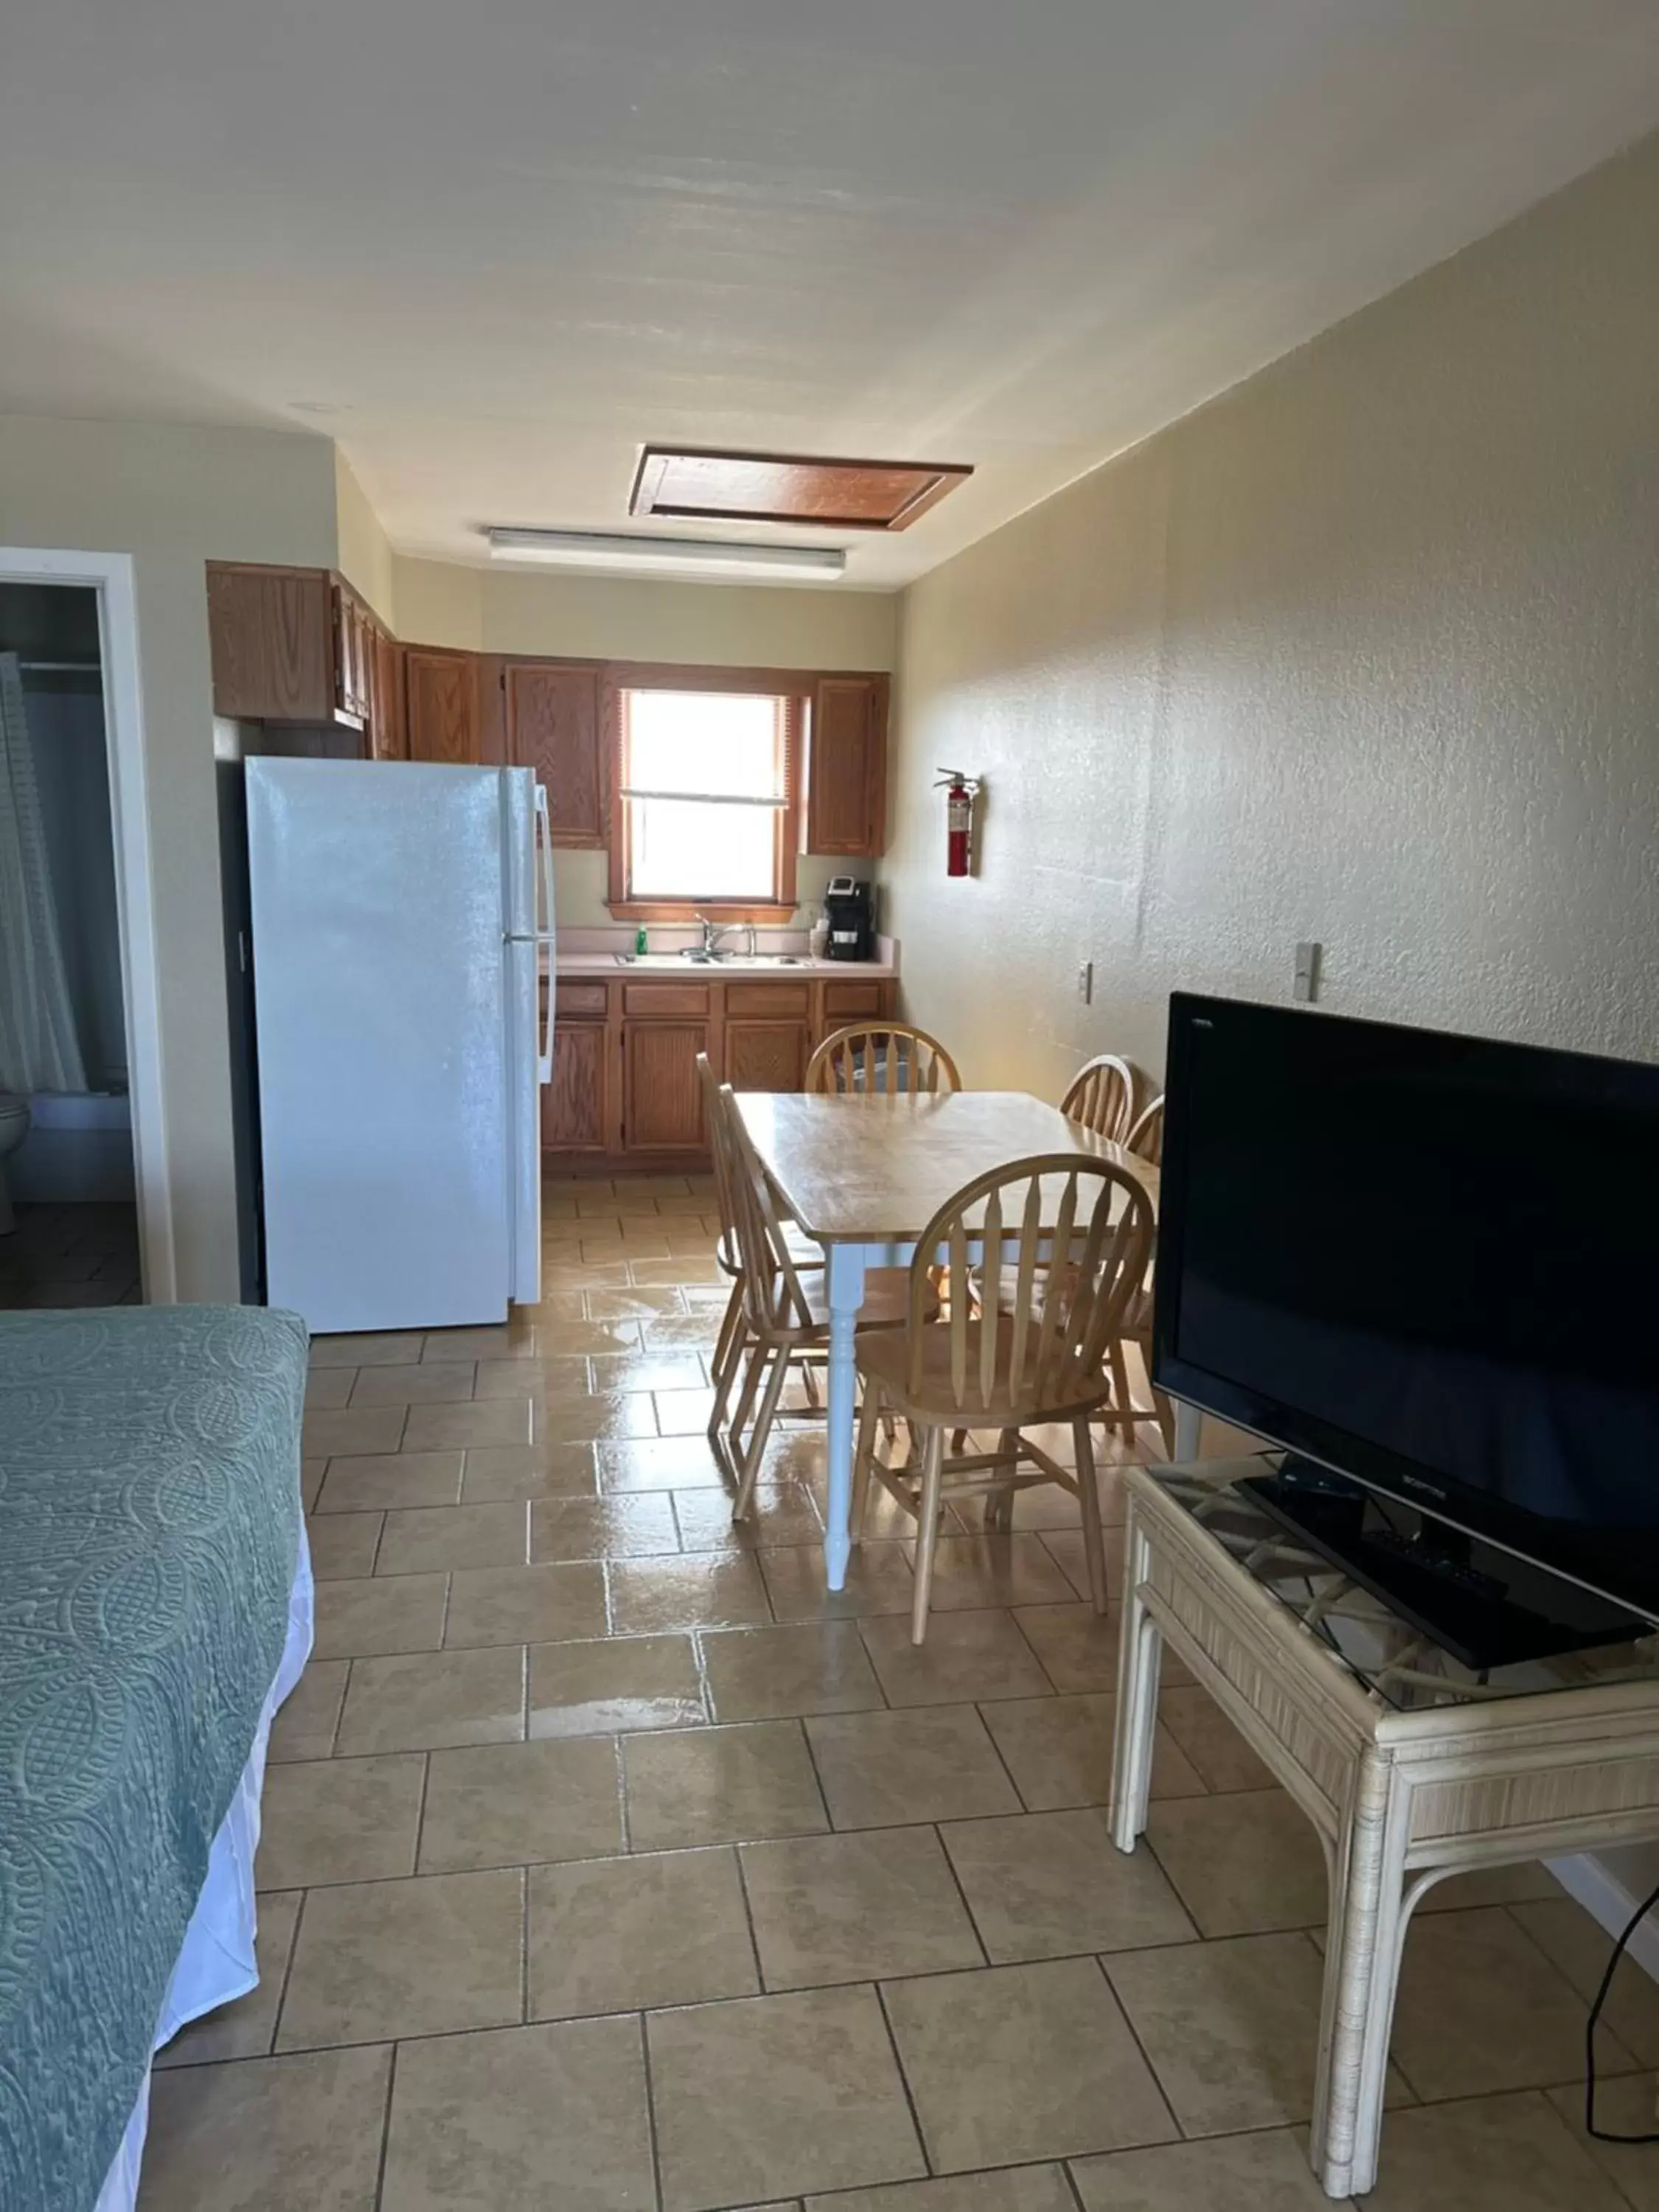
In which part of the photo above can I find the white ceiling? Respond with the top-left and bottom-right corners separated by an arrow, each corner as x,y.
5,0 -> 1659,588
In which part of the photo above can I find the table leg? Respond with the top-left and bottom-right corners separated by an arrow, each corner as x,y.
1109,1508 -> 1164,1851
822,1242 -> 867,1591
1172,1398 -> 1202,1464
1310,1749 -> 1408,2197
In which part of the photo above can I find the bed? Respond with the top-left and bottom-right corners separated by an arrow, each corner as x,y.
0,1304 -> 311,2212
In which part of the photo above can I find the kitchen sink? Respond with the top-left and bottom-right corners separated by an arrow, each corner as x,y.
611,951 -> 804,967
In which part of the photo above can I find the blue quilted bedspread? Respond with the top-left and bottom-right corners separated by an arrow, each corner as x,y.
0,1305 -> 307,2212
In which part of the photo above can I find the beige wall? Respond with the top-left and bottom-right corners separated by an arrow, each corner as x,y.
0,416 -> 340,1299
394,554 -> 897,927
886,131 -> 1659,1099
394,554 -> 897,670
334,453 -> 397,627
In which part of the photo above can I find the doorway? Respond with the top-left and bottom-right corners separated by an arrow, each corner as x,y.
0,549 -> 173,1303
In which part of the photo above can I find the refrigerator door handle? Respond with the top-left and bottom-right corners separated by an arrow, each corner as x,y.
535,784 -> 555,1083
535,783 -> 557,937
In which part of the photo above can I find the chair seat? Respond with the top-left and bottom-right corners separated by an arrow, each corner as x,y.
856,1315 -> 1112,1426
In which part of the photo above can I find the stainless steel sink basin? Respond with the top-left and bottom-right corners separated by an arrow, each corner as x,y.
611,950 -> 804,968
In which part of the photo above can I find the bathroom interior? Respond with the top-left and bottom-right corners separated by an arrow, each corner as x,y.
0,581 -> 141,1306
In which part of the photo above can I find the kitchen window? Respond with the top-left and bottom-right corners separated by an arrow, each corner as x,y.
609,681 -> 802,919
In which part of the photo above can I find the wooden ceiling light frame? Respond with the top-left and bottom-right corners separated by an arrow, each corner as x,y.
630,446 -> 973,534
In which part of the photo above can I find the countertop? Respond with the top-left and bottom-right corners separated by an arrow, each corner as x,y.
551,950 -> 898,978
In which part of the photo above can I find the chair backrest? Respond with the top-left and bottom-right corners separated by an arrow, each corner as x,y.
717,1081 -> 818,1331
905,1154 -> 1153,1412
806,1022 -> 961,1096
697,1052 -> 740,1265
1059,1054 -> 1139,1143
1126,1094 -> 1164,1164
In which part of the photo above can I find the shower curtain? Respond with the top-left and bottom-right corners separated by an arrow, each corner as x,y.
0,652 -> 87,1093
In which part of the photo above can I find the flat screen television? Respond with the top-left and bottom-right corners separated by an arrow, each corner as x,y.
1152,992 -> 1659,1659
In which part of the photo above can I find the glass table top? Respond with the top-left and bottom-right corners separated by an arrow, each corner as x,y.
1150,1455 -> 1659,1714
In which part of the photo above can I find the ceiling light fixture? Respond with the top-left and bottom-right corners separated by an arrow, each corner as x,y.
486,527 -> 846,582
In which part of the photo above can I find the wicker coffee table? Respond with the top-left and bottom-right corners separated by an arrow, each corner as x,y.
1109,1455 -> 1659,2197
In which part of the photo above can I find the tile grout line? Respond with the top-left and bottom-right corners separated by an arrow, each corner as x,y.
371,2038 -> 399,2211
636,2007 -> 668,2212
928,1819 -> 992,1971
872,1977 -> 935,2179
730,1838 -> 769,1996
1087,1949 -> 1186,2144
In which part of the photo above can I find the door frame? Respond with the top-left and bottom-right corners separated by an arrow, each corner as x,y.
0,546 -> 176,1301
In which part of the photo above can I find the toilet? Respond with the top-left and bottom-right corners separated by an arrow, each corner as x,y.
0,1094 -> 32,1234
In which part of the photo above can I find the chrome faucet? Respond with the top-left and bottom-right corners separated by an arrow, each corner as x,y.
696,914 -> 752,957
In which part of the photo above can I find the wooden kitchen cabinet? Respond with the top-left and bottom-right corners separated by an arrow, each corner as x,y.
804,672 -> 888,856
405,647 -> 481,763
503,661 -> 605,846
541,972 -> 894,1171
622,1021 -> 710,1152
208,563 -> 342,724
368,627 -> 406,759
723,980 -> 812,1092
724,1020 -> 810,1092
542,1015 -> 612,1153
333,585 -> 372,723
207,560 -> 394,738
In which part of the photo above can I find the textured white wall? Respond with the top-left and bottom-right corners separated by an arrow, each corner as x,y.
886,132 -> 1659,1096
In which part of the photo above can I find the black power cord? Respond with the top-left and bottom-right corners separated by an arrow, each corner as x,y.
1586,1875 -> 1659,2143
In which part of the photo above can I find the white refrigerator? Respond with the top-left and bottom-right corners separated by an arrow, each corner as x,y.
245,758 -> 555,1334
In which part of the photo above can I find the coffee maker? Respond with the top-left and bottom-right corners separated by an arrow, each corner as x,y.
822,876 -> 875,961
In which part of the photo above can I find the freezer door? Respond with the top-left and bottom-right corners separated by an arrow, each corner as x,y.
247,758 -> 512,1334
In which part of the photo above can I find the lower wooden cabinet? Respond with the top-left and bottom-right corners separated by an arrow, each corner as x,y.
622,1022 -> 709,1152
724,1019 -> 810,1093
542,1020 -> 611,1152
541,973 -> 895,1172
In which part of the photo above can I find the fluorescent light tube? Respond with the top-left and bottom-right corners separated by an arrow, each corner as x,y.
487,527 -> 846,581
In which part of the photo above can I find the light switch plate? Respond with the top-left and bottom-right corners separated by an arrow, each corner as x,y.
1293,942 -> 1321,1003
1077,961 -> 1093,1005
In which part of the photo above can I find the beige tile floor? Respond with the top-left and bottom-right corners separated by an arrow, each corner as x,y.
139,1173 -> 1658,2212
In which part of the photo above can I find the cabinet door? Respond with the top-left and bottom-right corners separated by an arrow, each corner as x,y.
207,563 -> 335,721
724,1019 -> 810,1094
805,672 -> 888,856
542,1020 -> 611,1152
333,588 -> 369,722
504,663 -> 605,846
369,630 -> 407,759
406,648 -> 480,763
622,1023 -> 709,1152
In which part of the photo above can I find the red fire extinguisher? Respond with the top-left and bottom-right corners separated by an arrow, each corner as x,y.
934,768 -> 980,877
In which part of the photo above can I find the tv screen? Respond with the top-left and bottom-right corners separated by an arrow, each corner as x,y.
1153,993 -> 1659,1621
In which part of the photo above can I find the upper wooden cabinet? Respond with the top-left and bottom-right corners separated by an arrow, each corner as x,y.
209,563 -> 339,724
206,565 -> 891,852
804,672 -> 888,856
367,627 -> 406,759
405,647 -> 480,764
502,661 -> 605,846
207,561 -> 393,735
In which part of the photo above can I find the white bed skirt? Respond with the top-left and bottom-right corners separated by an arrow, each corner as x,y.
94,1533 -> 316,2212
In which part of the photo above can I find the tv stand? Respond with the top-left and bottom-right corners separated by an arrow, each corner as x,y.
1245,1458 -> 1642,1670
1109,1457 -> 1659,2199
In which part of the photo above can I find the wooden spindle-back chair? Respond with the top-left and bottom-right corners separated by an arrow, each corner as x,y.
1059,1054 -> 1139,1143
852,1153 -> 1155,1643
806,1023 -> 961,1097
714,1081 -> 919,1520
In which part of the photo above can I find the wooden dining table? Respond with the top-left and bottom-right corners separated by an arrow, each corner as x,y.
732,1088 -> 1164,1589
